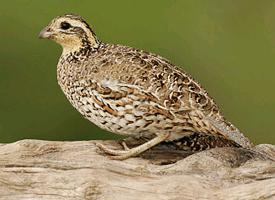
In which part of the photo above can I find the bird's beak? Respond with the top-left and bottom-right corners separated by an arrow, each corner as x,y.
38,27 -> 52,39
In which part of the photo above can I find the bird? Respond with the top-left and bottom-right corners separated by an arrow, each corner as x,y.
39,14 -> 253,160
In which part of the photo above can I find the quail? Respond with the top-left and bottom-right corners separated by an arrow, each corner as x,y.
39,14 -> 253,160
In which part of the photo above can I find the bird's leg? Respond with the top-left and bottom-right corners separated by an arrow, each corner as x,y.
121,141 -> 130,150
96,133 -> 170,160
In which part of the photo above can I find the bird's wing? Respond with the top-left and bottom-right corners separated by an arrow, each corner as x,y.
71,79 -> 182,136
81,44 -> 252,147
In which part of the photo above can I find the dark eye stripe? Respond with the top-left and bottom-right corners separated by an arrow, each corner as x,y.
60,22 -> 71,30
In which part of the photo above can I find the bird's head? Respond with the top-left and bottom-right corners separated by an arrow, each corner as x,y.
39,14 -> 99,53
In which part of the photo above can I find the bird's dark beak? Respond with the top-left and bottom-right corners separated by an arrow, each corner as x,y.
38,27 -> 52,39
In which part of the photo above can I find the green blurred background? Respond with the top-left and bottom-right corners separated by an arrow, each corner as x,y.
0,0 -> 274,144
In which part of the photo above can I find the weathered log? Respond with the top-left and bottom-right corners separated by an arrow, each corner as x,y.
0,139 -> 274,200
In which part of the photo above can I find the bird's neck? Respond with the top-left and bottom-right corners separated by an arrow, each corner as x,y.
57,50 -> 87,82
62,46 -> 91,59
57,43 -> 102,89
61,38 -> 100,57
57,37 -> 104,90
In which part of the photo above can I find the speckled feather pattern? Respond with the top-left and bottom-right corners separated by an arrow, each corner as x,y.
42,14 -> 252,151
57,42 -> 252,148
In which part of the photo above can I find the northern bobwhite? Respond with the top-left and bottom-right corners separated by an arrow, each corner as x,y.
39,14 -> 253,160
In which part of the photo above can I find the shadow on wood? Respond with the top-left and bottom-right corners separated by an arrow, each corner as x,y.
0,139 -> 274,200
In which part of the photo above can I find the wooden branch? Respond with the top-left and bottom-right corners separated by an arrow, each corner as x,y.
0,139 -> 274,200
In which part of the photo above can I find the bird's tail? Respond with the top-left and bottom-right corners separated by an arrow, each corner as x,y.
207,116 -> 253,148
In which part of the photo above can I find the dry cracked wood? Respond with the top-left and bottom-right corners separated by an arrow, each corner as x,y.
0,139 -> 274,200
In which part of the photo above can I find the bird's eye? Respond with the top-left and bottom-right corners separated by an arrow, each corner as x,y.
60,22 -> 71,30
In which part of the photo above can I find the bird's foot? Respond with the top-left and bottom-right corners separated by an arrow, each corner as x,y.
96,143 -> 133,160
96,133 -> 170,160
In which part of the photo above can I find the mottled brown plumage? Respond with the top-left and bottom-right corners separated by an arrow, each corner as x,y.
39,14 -> 252,159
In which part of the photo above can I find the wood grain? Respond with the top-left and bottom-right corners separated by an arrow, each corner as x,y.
0,139 -> 274,200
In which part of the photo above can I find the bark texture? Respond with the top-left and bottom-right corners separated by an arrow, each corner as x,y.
0,139 -> 274,200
